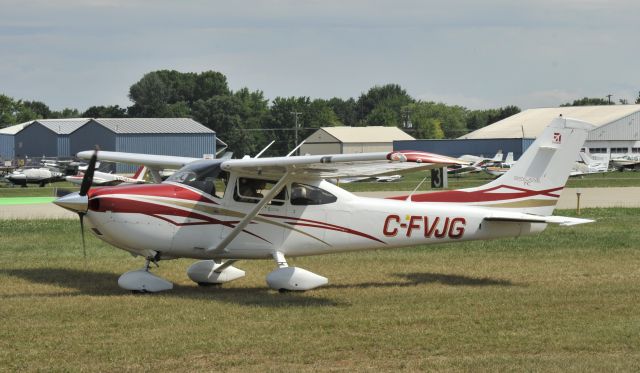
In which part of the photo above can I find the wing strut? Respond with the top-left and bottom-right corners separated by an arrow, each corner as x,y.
207,172 -> 292,254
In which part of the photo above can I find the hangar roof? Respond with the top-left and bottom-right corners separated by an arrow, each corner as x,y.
37,119 -> 90,134
0,122 -> 29,135
1,119 -> 90,135
313,126 -> 414,143
1,118 -> 214,136
96,118 -> 213,134
460,105 -> 640,139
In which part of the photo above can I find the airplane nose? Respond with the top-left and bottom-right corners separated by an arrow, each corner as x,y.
53,192 -> 88,213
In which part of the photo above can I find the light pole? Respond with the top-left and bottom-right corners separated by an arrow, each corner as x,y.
290,111 -> 302,155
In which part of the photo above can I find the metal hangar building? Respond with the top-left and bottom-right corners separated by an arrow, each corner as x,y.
0,118 -> 220,172
300,126 -> 414,155
395,105 -> 640,160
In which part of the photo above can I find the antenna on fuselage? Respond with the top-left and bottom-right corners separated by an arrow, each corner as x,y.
254,140 -> 275,158
406,175 -> 429,202
286,140 -> 306,157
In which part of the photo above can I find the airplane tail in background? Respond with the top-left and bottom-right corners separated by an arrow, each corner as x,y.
133,166 -> 148,181
394,117 -> 595,216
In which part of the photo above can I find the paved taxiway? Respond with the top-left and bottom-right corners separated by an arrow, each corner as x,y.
1,187 -> 639,220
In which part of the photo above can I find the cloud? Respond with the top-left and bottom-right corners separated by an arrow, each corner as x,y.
0,1 -> 639,111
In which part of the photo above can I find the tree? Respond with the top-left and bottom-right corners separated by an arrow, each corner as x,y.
356,84 -> 414,126
82,105 -> 128,118
265,97 -> 312,156
0,94 -> 39,126
327,97 -> 357,126
128,72 -> 171,117
403,101 -> 467,138
195,71 -> 230,100
23,100 -> 51,118
307,99 -> 341,128
192,95 -> 248,155
560,97 -> 614,107
466,105 -> 521,132
50,108 -> 80,119
128,70 -> 231,117
635,91 -> 640,104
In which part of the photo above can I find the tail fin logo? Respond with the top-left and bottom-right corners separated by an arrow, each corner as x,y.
553,132 -> 562,144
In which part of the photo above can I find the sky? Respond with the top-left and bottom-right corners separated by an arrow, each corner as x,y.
1,0 -> 639,111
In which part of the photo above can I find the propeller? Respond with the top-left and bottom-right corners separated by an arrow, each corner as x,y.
77,147 -> 98,260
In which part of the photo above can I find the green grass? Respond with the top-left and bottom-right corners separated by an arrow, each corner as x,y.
1,208 -> 639,371
0,182 -> 78,197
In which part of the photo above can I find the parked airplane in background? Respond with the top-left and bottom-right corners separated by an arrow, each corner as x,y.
5,167 -> 64,187
336,174 -> 403,184
66,166 -> 147,186
448,151 -> 503,175
53,117 -> 593,293
483,152 -> 515,177
610,154 -> 640,171
570,152 -> 610,176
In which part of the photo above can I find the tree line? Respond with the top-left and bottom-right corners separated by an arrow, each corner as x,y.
2,70 -> 639,156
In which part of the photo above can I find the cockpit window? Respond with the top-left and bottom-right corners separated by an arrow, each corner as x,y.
166,161 -> 228,198
234,177 -> 286,205
290,183 -> 337,205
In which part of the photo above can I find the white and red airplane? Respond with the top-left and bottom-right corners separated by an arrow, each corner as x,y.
54,117 -> 594,293
65,166 -> 147,186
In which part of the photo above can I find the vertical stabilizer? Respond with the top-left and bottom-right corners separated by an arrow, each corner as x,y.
465,117 -> 594,214
399,117 -> 595,216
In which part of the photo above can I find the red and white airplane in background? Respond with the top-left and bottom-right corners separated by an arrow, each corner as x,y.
65,166 -> 147,186
54,117 -> 594,293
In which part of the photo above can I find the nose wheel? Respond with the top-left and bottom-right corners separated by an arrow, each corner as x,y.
118,253 -> 173,293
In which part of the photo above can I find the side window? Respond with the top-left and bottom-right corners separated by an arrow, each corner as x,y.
234,177 -> 286,205
290,183 -> 337,205
176,171 -> 227,199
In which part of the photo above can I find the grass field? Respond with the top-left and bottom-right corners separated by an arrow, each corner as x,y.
1,208 -> 639,371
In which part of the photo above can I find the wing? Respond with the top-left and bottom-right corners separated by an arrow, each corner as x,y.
220,150 -> 467,179
77,150 -> 200,169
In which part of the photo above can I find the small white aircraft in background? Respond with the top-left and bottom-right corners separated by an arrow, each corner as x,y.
610,154 -> 640,171
5,167 -> 64,187
66,166 -> 147,186
53,117 -> 594,293
448,151 -> 503,175
570,152 -> 610,176
483,152 -> 515,177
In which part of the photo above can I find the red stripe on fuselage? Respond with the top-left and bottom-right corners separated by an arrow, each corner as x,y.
387,185 -> 562,203
89,196 -> 270,243
260,213 -> 385,244
89,183 -> 216,204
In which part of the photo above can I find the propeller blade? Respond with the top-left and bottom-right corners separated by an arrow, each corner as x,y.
79,213 -> 87,260
80,147 -> 98,196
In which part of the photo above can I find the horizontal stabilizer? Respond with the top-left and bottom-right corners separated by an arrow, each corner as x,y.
484,212 -> 594,226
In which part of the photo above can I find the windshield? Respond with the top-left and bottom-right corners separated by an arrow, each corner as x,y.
166,160 -> 228,198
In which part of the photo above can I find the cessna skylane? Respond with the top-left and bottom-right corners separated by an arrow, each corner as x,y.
53,117 -> 594,293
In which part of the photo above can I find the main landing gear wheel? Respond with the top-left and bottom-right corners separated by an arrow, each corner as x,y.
118,257 -> 173,293
266,252 -> 328,292
187,260 -> 245,286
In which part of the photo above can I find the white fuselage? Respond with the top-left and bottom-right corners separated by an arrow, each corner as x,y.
83,179 -> 546,261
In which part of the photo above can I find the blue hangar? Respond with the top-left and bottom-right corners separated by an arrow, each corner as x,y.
0,118 -> 223,172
